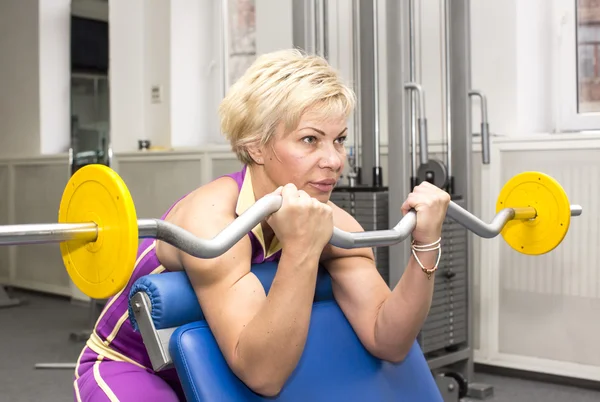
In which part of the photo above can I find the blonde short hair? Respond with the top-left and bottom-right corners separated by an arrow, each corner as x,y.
219,48 -> 356,165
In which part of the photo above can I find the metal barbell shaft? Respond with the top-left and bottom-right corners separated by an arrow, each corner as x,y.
0,223 -> 98,245
570,205 -> 583,216
447,203 -> 582,239
0,196 -> 583,256
447,203 -> 522,239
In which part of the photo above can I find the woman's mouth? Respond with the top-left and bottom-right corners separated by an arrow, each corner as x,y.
309,180 -> 336,192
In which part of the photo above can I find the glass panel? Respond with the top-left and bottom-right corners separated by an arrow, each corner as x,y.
70,73 -> 110,170
577,0 -> 600,113
70,9 -> 110,171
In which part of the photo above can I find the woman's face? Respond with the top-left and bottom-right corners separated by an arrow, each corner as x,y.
261,109 -> 348,203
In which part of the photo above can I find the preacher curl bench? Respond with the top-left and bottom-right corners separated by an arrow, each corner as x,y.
128,261 -> 449,401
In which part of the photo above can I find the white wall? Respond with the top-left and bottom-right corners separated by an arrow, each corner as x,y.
418,0 -> 558,139
417,0 -> 447,145
0,0 -> 41,157
110,0 -> 224,152
0,0 -> 70,158
109,0 -> 145,152
109,0 -> 169,152
516,0 -> 555,135
255,0 -> 293,54
39,0 -> 71,155
469,0 -> 518,137
143,0 -> 171,149
470,0 -> 561,137
170,0 -> 216,149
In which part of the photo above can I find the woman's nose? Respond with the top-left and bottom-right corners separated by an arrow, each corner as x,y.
320,146 -> 343,170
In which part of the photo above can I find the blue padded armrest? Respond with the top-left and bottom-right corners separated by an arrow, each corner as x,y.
128,270 -> 203,331
128,261 -> 333,331
170,300 -> 443,401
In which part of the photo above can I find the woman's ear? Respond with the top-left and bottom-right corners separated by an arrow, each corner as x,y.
246,142 -> 265,165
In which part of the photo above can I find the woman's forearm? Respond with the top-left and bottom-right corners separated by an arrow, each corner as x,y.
233,248 -> 320,395
373,250 -> 438,361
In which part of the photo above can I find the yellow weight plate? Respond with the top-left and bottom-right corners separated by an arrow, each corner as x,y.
496,172 -> 571,255
58,165 -> 138,299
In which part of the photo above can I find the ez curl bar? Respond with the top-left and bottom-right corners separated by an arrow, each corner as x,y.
0,165 -> 582,299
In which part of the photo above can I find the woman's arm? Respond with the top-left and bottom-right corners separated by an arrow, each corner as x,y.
323,181 -> 449,361
157,180 -> 332,396
324,250 -> 437,361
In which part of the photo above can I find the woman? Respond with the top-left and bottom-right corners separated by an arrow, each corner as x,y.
73,49 -> 450,401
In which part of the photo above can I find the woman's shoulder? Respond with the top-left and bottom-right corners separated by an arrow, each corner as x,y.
173,175 -> 241,220
199,174 -> 241,199
156,174 -> 246,270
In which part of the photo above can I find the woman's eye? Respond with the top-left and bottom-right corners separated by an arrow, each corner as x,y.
302,136 -> 317,144
336,136 -> 348,144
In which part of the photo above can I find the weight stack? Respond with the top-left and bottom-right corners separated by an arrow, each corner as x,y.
330,186 -> 390,285
418,197 -> 469,355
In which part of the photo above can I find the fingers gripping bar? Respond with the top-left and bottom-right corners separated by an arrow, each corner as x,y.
0,166 -> 582,299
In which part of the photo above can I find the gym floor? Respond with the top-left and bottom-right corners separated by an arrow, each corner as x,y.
1,288 -> 599,402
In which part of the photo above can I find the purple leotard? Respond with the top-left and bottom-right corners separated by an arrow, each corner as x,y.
73,165 -> 281,401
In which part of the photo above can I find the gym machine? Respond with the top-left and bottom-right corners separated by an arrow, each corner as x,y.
295,0 -> 494,400
384,0 -> 492,399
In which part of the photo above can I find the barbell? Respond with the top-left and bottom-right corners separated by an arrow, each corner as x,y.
0,165 -> 582,299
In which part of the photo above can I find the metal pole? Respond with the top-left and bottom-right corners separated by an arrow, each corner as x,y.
372,0 -> 382,187
321,0 -> 328,60
351,0 -> 362,183
408,0 -> 418,187
469,90 -> 491,164
314,0 -> 327,58
444,0 -> 453,188
0,223 -> 97,245
404,83 -> 428,166
35,363 -> 76,370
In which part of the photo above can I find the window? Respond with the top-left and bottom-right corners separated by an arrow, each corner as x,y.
556,0 -> 600,131
207,0 -> 257,144
224,0 -> 257,87
576,0 -> 600,113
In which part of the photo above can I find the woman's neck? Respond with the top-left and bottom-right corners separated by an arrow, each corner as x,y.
247,164 -> 275,201
248,164 -> 277,247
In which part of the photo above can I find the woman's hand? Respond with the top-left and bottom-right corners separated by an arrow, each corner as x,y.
267,183 -> 334,255
401,182 -> 451,245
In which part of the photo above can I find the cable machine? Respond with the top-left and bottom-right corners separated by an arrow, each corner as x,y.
385,0 -> 493,399
293,0 -> 494,400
